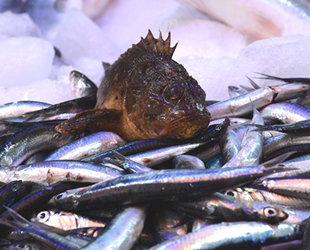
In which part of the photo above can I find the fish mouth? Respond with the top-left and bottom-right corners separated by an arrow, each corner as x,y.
161,113 -> 210,139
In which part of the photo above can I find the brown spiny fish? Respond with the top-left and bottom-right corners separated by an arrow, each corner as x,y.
56,31 -> 210,141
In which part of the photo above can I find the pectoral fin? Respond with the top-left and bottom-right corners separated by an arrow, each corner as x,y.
55,109 -> 123,134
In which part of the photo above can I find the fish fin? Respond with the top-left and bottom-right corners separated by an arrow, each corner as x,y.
0,206 -> 29,230
132,30 -> 177,58
3,206 -> 30,224
55,109 -> 123,134
254,72 -> 310,84
102,62 -> 111,70
245,76 -> 260,89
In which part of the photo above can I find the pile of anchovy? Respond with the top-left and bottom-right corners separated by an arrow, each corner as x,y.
1,71 -> 310,250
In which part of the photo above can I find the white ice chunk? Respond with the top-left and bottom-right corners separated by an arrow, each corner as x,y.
0,37 -> 54,88
166,19 -> 247,60
96,0 -> 187,51
72,57 -> 105,86
180,35 -> 310,101
0,78 -> 75,105
54,9 -> 120,64
0,11 -> 41,42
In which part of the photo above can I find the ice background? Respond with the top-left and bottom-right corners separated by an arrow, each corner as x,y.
0,0 -> 310,105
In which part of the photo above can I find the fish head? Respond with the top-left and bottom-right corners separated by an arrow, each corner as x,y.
125,55 -> 211,140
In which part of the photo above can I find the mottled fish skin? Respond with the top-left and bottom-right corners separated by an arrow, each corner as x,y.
49,165 -> 273,211
56,31 -> 210,141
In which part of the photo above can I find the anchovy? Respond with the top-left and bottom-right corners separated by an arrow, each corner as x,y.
82,206 -> 146,250
44,132 -> 125,161
32,210 -> 107,231
257,178 -> 310,200
149,221 -> 300,250
251,119 -> 310,136
173,154 -> 205,169
222,109 -> 264,168
0,182 -> 88,223
23,94 -> 96,122
84,119 -> 229,164
0,207 -> 82,250
263,134 -> 310,162
0,160 -> 123,185
0,119 -> 62,137
219,125 -> 241,163
108,151 -> 153,174
49,165 -> 277,211
260,103 -> 310,123
0,123 -> 81,166
228,85 -> 249,98
207,84 -> 310,120
0,181 -> 23,215
261,154 -> 310,180
70,70 -> 98,98
150,207 -> 188,243
227,187 -> 310,208
0,101 -> 51,120
126,143 -> 204,167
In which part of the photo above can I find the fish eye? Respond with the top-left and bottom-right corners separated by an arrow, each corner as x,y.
163,82 -> 184,101
37,211 -> 50,222
264,207 -> 278,218
16,244 -> 26,249
225,189 -> 238,197
55,193 -> 66,200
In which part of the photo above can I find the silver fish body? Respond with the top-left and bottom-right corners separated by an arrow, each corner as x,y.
49,165 -> 274,211
44,131 -> 125,161
0,160 -> 123,185
82,206 -> 146,250
149,221 -> 300,250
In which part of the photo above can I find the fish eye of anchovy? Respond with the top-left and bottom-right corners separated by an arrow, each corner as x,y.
55,193 -> 67,200
16,244 -> 27,249
263,207 -> 278,217
37,211 -> 50,222
224,189 -> 238,197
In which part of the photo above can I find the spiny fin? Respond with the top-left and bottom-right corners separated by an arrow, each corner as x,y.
102,62 -> 111,70
255,72 -> 310,84
132,30 -> 177,59
56,109 -> 123,134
